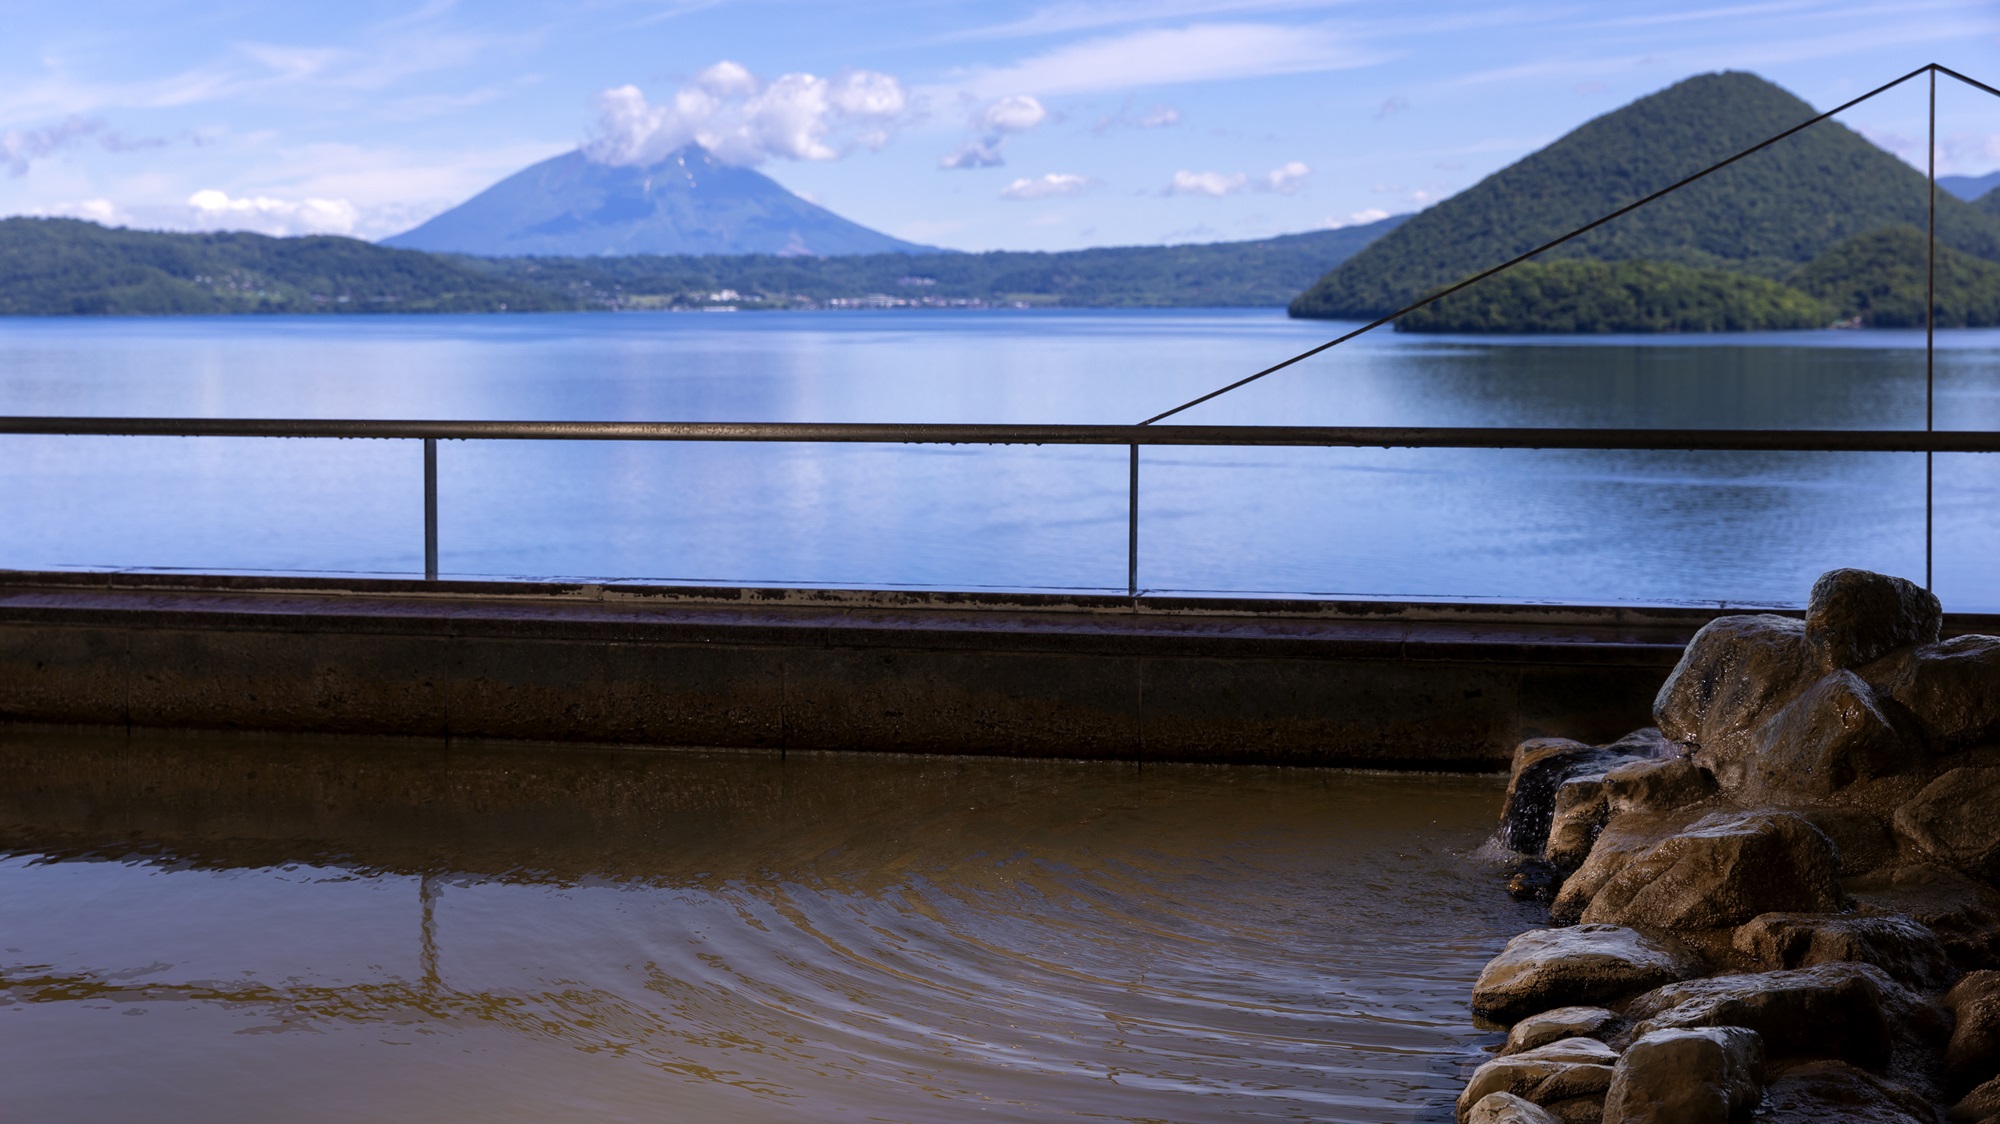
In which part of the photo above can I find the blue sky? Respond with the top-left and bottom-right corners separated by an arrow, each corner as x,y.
3,0 -> 1998,251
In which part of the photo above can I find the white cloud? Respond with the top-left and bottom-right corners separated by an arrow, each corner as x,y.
185,189 -> 361,235
1166,161 -> 1310,197
1001,172 -> 1093,200
1167,169 -> 1249,196
1139,105 -> 1183,128
587,61 -> 909,168
1326,207 -> 1390,228
1262,160 -> 1310,193
941,94 -> 1048,170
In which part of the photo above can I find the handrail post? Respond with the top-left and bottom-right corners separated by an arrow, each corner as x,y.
423,437 -> 438,581
1127,443 -> 1139,598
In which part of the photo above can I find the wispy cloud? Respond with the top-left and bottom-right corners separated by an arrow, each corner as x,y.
2,115 -> 166,176
941,0 -> 1356,42
1001,172 -> 1094,199
1164,161 -> 1310,196
937,22 -> 1383,99
940,94 -> 1047,169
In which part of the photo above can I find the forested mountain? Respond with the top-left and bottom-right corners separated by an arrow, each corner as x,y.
0,218 -> 566,315
462,216 -> 1405,309
1394,260 -> 1827,333
1291,72 -> 2000,321
383,146 -> 932,258
1792,225 -> 2000,327
0,214 -> 1404,315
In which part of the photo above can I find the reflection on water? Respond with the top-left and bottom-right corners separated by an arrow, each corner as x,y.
0,311 -> 1996,606
0,728 -> 1533,1123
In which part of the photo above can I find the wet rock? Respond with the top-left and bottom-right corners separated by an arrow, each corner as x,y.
1622,962 -> 1897,1069
1797,807 -> 1899,877
1761,1059 -> 1938,1124
1807,568 -> 1943,672
1501,738 -> 1635,856
1733,912 -> 1952,990
1952,1074 -> 2000,1122
1543,775 -> 1610,868
1600,1026 -> 1764,1124
1654,613 -> 1816,753
1457,1037 -> 1618,1124
1895,767 -> 2000,883
1848,863 -> 2000,970
1580,810 -> 1844,931
1864,634 -> 2000,754
1505,859 -> 1563,903
1603,754 -> 1716,815
1504,1006 -> 1622,1055
1465,1092 -> 1562,1124
1549,807 -> 1707,924
1946,971 -> 2000,1094
1472,925 -> 1698,1025
1737,671 -> 1917,803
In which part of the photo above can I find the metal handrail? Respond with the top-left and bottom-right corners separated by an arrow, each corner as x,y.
5,415 -> 1995,589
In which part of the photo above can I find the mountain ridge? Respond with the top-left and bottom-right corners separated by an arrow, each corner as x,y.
383,145 -> 933,258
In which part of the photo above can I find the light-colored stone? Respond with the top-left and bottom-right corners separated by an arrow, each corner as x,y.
1738,670 -> 1916,803
1895,767 -> 2000,883
1458,1037 -> 1618,1124
1603,755 -> 1716,815
1600,1026 -> 1764,1124
1622,962 -> 1896,1069
1806,568 -> 1942,672
1864,634 -> 2000,754
1504,1006 -> 1621,1055
1947,971 -> 2000,1095
1550,807 -> 1706,924
1654,614 -> 1816,758
1472,925 -> 1697,1025
1543,774 -> 1610,868
1466,1092 -> 1562,1124
1760,1060 -> 1936,1124
1580,810 -> 1844,931
1733,912 -> 1952,990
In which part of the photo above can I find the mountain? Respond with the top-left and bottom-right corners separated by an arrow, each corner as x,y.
0,217 -> 568,315
1291,72 -> 2000,320
1791,224 -> 2000,327
1941,171 -> 2000,202
460,215 -> 1408,309
382,145 -> 932,258
1394,260 -> 1827,334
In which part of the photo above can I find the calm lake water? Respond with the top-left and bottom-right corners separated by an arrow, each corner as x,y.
0,729 -> 1533,1123
1,309 -> 1996,608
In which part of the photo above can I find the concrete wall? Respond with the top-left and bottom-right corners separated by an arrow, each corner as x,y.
0,572 -> 1823,769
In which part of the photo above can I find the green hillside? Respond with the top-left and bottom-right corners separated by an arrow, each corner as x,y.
0,217 -> 569,315
1395,260 -> 1828,333
1792,224 -> 2000,327
1292,71 -> 2000,321
460,218 -> 1405,309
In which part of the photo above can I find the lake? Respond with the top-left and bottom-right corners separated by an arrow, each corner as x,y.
0,728 -> 1536,1123
1,309 -> 1994,608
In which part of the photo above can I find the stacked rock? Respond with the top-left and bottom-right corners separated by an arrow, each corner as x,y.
1462,568 -> 2000,1124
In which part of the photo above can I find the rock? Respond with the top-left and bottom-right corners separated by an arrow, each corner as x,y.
1600,1026 -> 1764,1124
1807,568 -> 1943,672
1848,863 -> 2000,969
1654,614 -> 1817,755
1504,858 -> 1563,903
1544,774 -> 1610,868
1953,1074 -> 2000,1123
1472,925 -> 1698,1025
1895,767 -> 2000,883
1603,754 -> 1717,814
1458,1037 -> 1618,1124
1947,971 -> 2000,1094
1466,1092 -> 1562,1124
1622,962 -> 1897,1069
1733,912 -> 1952,990
1761,1060 -> 1938,1124
1580,811 -> 1844,931
1550,807 -> 1708,924
1504,1006 -> 1622,1055
1864,634 -> 2000,754
1501,738 -> 1639,856
1796,807 -> 1899,877
1737,671 -> 1917,803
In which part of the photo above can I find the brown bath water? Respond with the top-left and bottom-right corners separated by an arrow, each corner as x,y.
0,728 -> 1536,1122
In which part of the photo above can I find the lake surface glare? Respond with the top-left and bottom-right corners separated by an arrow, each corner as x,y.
1,309 -> 1995,608
0,730 -> 1535,1122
